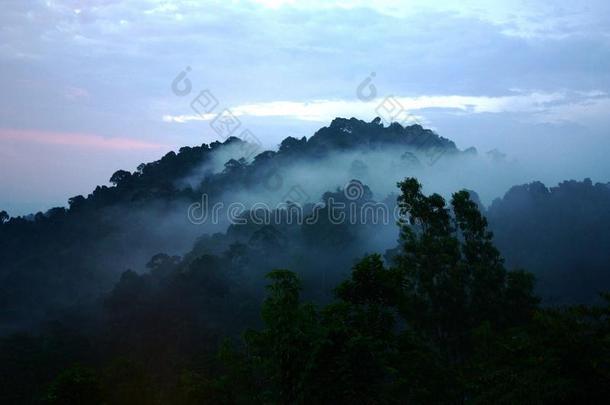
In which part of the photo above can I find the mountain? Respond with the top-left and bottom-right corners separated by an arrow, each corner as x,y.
0,118 -> 462,331
1,117 -> 610,403
488,178 -> 610,304
0,117 -> 608,335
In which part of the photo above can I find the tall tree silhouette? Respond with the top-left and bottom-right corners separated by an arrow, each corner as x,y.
394,178 -> 538,363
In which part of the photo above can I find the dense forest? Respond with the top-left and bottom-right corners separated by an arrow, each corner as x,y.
1,118 -> 609,403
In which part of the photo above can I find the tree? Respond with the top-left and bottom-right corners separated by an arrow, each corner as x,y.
243,270 -> 319,404
68,195 -> 86,211
0,210 -> 8,224
470,297 -> 610,403
109,170 -> 132,186
44,365 -> 102,405
319,255 -> 406,402
233,265 -> 402,404
394,178 -> 538,362
335,254 -> 400,307
212,178 -> 542,403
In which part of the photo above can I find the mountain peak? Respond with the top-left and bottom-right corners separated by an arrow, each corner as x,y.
305,117 -> 458,153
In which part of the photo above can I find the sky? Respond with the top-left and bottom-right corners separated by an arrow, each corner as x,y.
1,0 -> 610,215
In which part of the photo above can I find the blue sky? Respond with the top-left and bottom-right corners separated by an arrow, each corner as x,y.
1,0 -> 610,214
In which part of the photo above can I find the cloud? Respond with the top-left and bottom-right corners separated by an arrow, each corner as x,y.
246,0 -> 610,39
0,126 -> 174,215
161,90 -> 608,125
64,86 -> 90,100
0,129 -> 170,150
1,0 -> 609,212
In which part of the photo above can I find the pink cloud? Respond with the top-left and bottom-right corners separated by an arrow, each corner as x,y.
0,128 -> 170,150
64,86 -> 90,101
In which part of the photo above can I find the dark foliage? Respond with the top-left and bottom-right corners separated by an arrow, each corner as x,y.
488,178 -> 610,303
1,178 -> 607,404
1,118 -> 609,403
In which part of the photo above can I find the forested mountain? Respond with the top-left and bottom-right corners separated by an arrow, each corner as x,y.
488,178 -> 610,304
1,118 -> 609,403
0,117 -> 462,332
